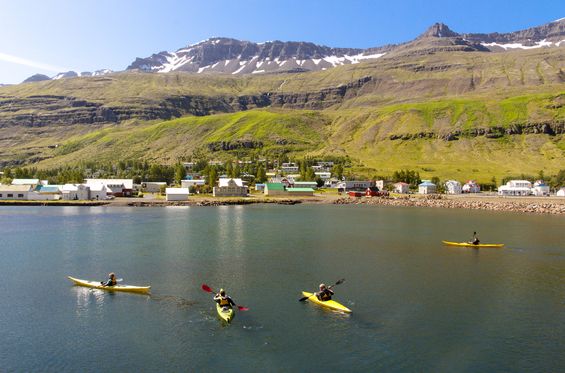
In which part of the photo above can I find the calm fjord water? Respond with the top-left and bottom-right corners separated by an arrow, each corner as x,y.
0,205 -> 563,372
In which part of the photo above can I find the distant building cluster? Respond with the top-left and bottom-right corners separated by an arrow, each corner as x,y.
0,169 -> 563,202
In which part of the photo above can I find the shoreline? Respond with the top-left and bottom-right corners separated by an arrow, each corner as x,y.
1,194 -> 564,214
333,194 -> 565,215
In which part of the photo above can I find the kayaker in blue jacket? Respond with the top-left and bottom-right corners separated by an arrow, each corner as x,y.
316,283 -> 334,301
100,273 -> 117,286
214,289 -> 235,310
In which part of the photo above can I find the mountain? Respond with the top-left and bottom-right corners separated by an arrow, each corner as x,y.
1,19 -> 565,181
22,74 -> 51,83
126,37 -> 389,75
21,69 -> 113,83
463,17 -> 565,49
125,19 -> 565,76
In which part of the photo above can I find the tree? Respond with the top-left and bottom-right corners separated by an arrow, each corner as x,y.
233,162 -> 241,178
174,163 -> 186,185
256,164 -> 267,183
553,169 -> 565,188
305,167 -> 315,181
225,161 -> 233,177
431,176 -> 445,193
331,164 -> 344,180
208,167 -> 218,186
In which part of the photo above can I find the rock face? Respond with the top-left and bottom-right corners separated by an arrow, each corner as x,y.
463,18 -> 565,46
0,76 -> 374,128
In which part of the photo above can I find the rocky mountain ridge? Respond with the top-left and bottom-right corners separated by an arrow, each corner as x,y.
19,19 -> 565,83
125,19 -> 565,75
22,69 -> 113,84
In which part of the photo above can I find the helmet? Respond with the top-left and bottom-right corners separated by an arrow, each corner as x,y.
220,289 -> 226,296
109,272 -> 115,277
319,283 -> 326,289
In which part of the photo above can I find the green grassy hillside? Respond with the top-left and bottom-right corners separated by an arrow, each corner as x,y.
1,47 -> 565,182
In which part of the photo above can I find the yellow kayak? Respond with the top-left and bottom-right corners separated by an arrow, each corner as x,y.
67,276 -> 151,293
442,241 -> 504,248
302,291 -> 352,313
216,303 -> 235,323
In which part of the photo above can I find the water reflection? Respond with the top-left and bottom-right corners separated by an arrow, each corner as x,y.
72,286 -> 113,317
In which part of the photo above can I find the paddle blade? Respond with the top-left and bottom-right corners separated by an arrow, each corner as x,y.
298,296 -> 310,302
116,278 -> 123,282
335,278 -> 345,286
201,284 -> 213,293
237,305 -> 249,311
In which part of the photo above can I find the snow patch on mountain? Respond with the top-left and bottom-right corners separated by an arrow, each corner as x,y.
481,39 -> 565,50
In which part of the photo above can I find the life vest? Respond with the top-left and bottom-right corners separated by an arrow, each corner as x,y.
218,296 -> 230,306
319,290 -> 332,301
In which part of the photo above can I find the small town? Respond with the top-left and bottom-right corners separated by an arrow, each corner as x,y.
1,160 -> 564,214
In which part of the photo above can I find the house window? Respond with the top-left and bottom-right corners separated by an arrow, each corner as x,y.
18,194 -> 24,198
7,194 -> 13,197
0,194 -> 2,197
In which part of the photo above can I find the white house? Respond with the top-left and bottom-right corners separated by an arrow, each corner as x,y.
281,162 -> 299,173
445,180 -> 462,194
394,182 -> 410,194
166,187 -> 189,201
0,184 -> 33,200
336,180 -> 374,191
62,184 -> 90,200
532,180 -> 550,196
418,181 -> 437,194
89,184 -> 108,200
85,179 -> 134,197
557,187 -> 565,197
181,179 -> 206,189
374,180 -> 385,191
462,180 -> 481,193
213,178 -> 248,197
498,180 -> 532,196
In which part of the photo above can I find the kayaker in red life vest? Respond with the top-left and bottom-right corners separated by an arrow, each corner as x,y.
214,289 -> 235,310
100,273 -> 117,286
316,283 -> 334,301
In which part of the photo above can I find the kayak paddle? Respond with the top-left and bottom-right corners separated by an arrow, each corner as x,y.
201,283 -> 249,311
299,278 -> 345,302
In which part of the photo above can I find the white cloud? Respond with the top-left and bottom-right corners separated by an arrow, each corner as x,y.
0,52 -> 68,72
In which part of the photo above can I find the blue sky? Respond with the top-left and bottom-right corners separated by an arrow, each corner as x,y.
0,0 -> 563,84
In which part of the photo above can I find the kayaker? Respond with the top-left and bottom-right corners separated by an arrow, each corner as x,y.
100,272 -> 117,287
214,289 -> 235,310
471,232 -> 480,245
316,283 -> 334,301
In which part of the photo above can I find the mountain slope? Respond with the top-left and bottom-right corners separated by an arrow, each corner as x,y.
2,20 -> 565,181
